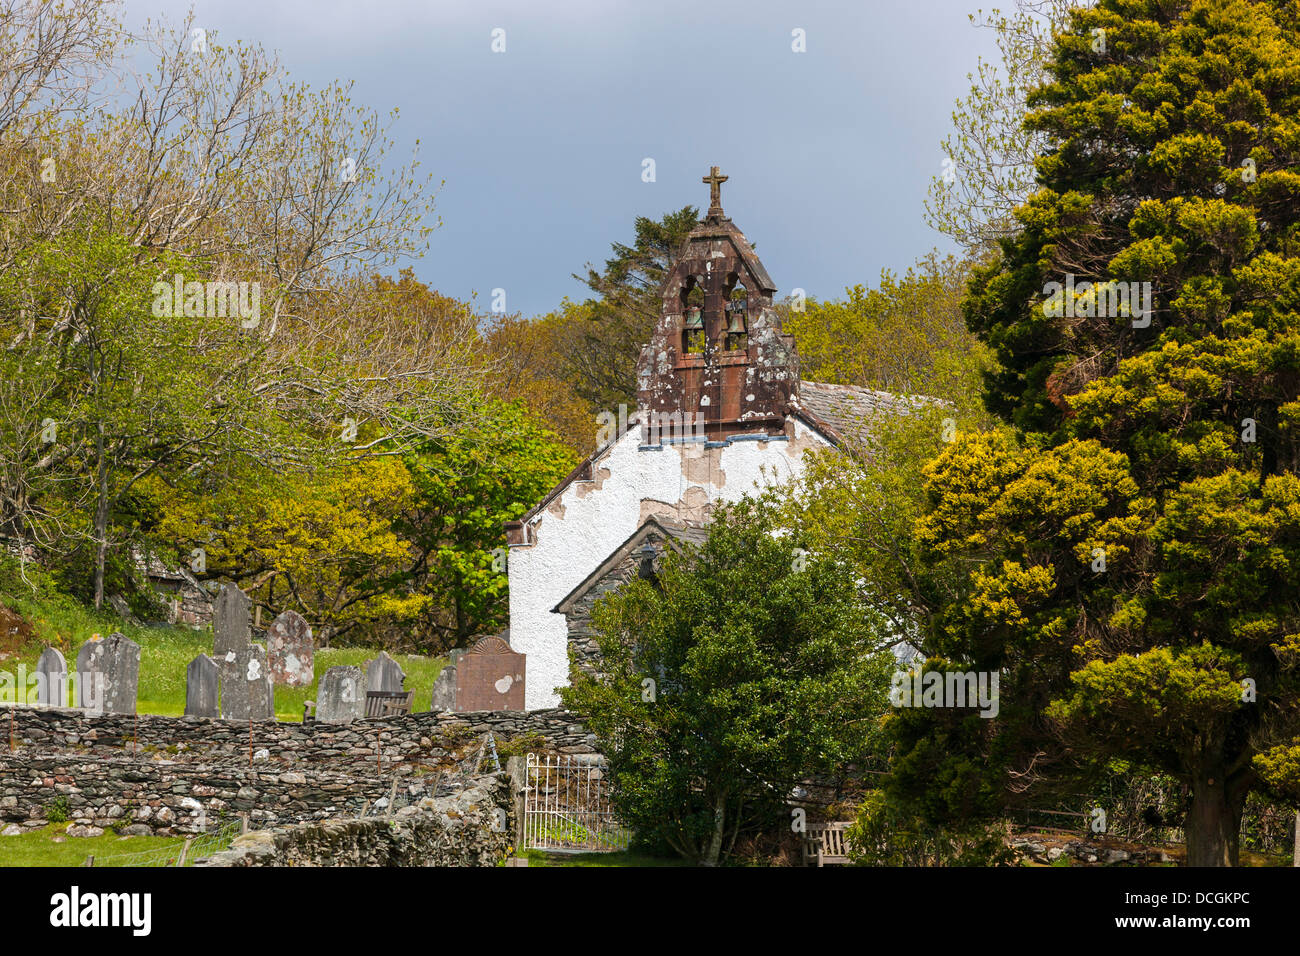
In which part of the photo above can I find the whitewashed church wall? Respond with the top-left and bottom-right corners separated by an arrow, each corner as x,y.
508,419 -> 828,709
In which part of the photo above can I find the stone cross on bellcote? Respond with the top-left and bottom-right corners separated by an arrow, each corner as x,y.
703,165 -> 728,219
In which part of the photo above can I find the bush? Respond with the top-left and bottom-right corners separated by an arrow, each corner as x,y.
45,796 -> 71,824
847,791 -> 1014,867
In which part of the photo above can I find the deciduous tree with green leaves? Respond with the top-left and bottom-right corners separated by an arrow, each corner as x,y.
561,497 -> 895,866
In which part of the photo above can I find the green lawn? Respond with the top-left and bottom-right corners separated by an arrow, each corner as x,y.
520,849 -> 690,867
0,823 -> 191,867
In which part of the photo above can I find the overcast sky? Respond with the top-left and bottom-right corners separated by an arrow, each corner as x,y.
131,1 -> 1001,316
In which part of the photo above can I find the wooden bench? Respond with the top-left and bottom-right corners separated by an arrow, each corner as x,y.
803,821 -> 852,867
365,690 -> 414,717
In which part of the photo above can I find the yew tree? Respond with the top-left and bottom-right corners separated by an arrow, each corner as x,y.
920,0 -> 1300,866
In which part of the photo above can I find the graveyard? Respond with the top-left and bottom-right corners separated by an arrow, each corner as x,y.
0,580 -> 581,866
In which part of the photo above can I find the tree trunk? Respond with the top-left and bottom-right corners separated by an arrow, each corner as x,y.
702,793 -> 727,867
93,423 -> 107,611
1184,766 -> 1244,867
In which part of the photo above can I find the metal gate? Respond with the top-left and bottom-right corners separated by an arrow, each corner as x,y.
523,753 -> 630,852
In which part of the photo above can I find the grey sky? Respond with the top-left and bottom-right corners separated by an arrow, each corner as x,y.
134,1 -> 1001,316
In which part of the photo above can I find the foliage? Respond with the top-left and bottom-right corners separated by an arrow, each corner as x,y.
912,0 -> 1300,866
847,790 -> 1015,867
400,398 -> 576,650
925,0 -> 1078,255
44,797 -> 70,824
785,252 -> 994,412
566,206 -> 700,411
561,496 -> 895,866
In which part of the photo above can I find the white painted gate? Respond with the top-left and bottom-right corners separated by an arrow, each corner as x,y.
523,753 -> 630,852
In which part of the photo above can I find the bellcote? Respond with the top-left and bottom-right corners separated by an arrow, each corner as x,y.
635,167 -> 799,442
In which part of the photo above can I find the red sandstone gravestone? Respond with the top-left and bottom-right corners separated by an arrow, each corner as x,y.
455,636 -> 525,711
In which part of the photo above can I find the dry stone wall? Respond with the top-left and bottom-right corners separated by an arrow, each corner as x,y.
5,706 -> 596,768
0,705 -> 591,854
198,775 -> 512,867
0,753 -> 485,836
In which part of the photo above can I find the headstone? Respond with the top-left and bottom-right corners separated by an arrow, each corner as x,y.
185,654 -> 219,718
76,632 -> 140,715
212,584 -> 251,677
455,635 -> 525,711
35,648 -> 67,707
32,647 -> 64,705
265,610 -> 313,686
74,637 -> 100,709
316,665 -> 365,723
365,651 -> 405,694
220,644 -> 273,721
430,664 -> 457,712
246,644 -> 274,720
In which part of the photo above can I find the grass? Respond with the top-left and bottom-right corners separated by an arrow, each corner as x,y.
520,848 -> 690,867
0,558 -> 446,720
0,823 -> 189,867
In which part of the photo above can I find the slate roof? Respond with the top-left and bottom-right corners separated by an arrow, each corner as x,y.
790,380 -> 935,445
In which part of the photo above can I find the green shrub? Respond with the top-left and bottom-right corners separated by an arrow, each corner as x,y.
45,796 -> 70,824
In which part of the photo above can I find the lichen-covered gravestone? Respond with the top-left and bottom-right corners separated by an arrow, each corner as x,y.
212,584 -> 251,681
430,664 -> 457,712
455,635 -> 525,711
221,644 -> 274,721
35,647 -> 67,707
316,665 -> 364,723
365,651 -> 406,694
185,654 -> 219,718
265,610 -> 313,686
76,632 -> 140,715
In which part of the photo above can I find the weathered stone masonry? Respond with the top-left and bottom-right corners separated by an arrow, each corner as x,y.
4,706 -> 596,767
0,753 -> 497,837
197,775 -> 513,867
0,706 -> 594,843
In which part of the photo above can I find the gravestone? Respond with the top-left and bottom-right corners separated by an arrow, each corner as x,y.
185,654 -> 219,718
455,635 -> 525,711
220,644 -> 273,721
429,664 -> 457,712
74,638 -> 100,709
35,647 -> 67,707
76,632 -> 140,715
316,665 -> 364,723
212,584 -> 251,678
365,651 -> 405,694
266,610 -> 313,686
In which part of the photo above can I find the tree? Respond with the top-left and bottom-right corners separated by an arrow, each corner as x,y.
567,206 -> 699,411
925,1 -> 1077,256
915,0 -> 1300,866
783,252 -> 993,409
561,497 -> 895,866
0,225 -> 258,608
399,398 -> 576,651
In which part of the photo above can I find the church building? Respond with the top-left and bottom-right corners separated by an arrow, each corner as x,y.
505,168 -> 916,710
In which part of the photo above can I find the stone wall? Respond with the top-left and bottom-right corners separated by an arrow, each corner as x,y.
198,776 -> 512,867
0,751 -> 506,836
5,706 -> 596,770
1010,834 -> 1180,866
